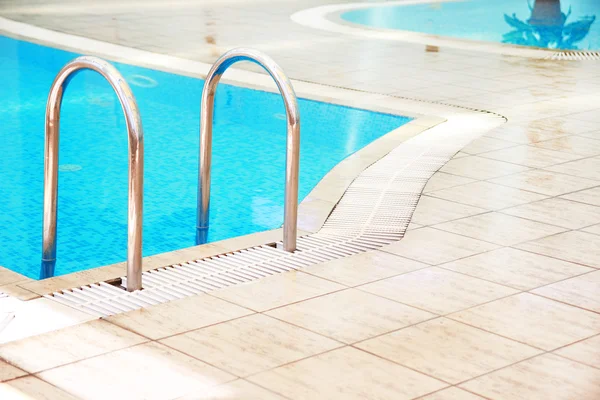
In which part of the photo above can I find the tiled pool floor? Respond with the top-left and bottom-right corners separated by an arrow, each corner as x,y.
1,0 -> 600,399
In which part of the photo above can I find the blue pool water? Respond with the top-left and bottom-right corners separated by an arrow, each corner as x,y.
0,35 -> 410,279
342,0 -> 599,50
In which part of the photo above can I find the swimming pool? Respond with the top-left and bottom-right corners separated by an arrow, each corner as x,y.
0,35 -> 410,279
341,0 -> 599,51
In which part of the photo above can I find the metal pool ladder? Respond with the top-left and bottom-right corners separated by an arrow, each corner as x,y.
41,56 -> 144,292
197,48 -> 301,252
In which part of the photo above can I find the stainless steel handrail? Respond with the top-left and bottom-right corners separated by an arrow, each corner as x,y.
42,56 -> 144,292
197,48 -> 300,252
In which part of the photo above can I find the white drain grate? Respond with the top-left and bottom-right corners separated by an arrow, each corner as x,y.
47,235 -> 390,317
546,51 -> 600,61
44,114 -> 500,317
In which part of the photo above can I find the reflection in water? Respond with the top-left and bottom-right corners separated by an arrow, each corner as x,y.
503,0 -> 596,49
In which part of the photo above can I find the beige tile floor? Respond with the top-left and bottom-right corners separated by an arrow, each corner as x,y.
1,0 -> 600,399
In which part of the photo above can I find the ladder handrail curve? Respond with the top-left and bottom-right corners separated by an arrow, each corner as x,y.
197,48 -> 300,252
42,56 -> 144,291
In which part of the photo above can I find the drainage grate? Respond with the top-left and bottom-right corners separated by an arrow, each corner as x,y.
545,51 -> 600,61
47,234 -> 398,317
44,113 -> 502,317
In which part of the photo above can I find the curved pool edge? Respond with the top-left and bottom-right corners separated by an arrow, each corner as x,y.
0,15 -> 503,298
290,0 -> 585,59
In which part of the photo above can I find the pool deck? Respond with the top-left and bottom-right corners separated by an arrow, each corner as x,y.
1,0 -> 600,399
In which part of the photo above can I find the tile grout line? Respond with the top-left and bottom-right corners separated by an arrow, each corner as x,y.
451,330 -> 600,392
511,245 -> 600,270
426,223 -> 566,249
437,259 -> 596,293
346,344 -> 454,387
527,290 -> 600,316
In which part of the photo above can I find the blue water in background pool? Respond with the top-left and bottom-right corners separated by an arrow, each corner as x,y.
0,35 -> 410,279
342,0 -> 599,50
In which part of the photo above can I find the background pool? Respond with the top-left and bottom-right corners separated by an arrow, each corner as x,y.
0,35 -> 410,279
342,0 -> 599,51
